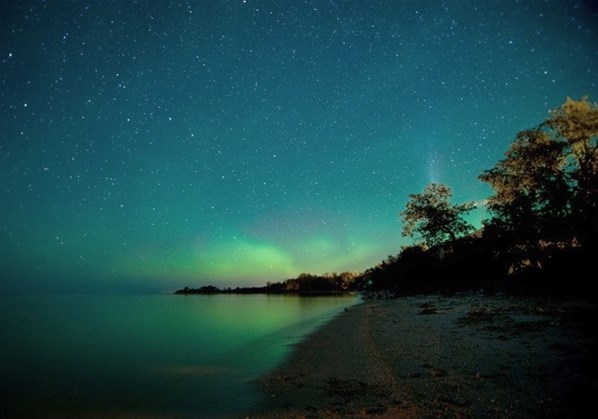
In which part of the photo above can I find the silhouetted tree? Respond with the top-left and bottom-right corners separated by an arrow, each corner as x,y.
546,96 -> 598,242
479,129 -> 570,239
481,96 -> 598,244
400,183 -> 475,247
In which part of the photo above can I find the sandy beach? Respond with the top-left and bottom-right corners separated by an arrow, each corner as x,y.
254,294 -> 596,418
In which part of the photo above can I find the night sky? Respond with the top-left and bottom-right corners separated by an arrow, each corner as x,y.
1,1 -> 596,293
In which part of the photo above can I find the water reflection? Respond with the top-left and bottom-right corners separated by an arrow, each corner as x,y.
0,294 -> 359,417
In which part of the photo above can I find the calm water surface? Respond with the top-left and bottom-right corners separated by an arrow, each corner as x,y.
0,293 -> 358,417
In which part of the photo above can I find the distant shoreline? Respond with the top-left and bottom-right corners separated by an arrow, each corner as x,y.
252,294 -> 595,417
174,285 -> 355,296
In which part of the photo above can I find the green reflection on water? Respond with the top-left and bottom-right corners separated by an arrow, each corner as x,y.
0,293 -> 358,417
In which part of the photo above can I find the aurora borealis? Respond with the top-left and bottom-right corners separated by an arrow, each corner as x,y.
1,1 -> 597,293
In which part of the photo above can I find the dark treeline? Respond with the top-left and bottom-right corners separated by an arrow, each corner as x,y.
175,271 -> 360,295
177,97 -> 596,297
363,96 -> 597,296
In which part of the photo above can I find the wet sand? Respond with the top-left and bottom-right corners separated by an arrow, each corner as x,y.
254,294 -> 596,417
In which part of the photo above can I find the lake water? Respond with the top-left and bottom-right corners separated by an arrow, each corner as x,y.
0,293 -> 359,417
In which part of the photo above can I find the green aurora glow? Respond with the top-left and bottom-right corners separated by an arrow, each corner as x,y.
1,1 -> 596,293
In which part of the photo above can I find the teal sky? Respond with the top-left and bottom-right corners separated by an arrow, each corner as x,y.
1,1 -> 597,293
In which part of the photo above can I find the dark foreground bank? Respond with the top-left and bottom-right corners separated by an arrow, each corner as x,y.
252,294 -> 596,418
